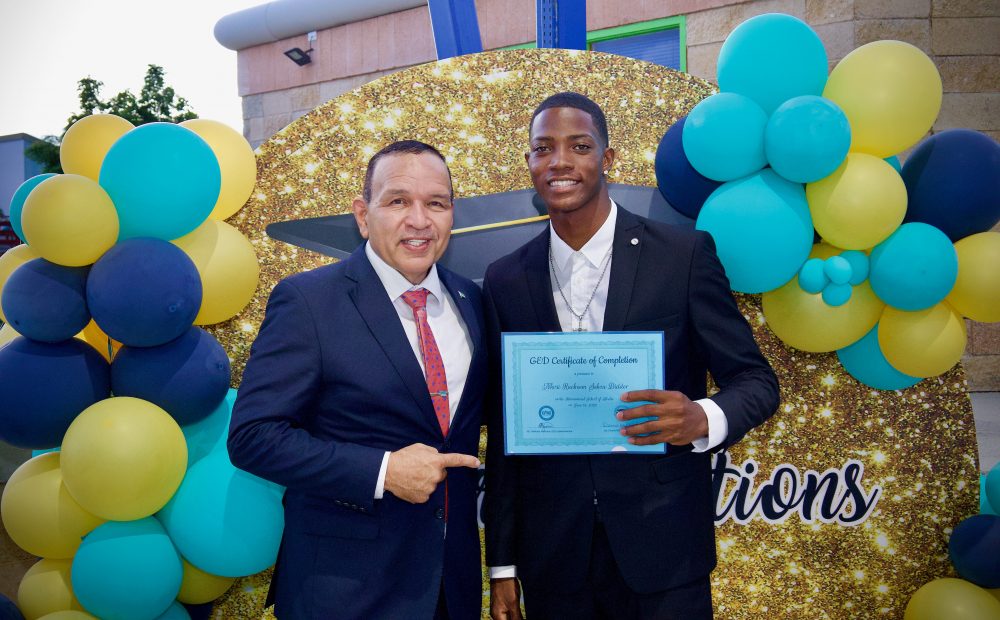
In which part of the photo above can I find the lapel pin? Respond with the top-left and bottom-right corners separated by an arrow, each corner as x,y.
630,238 -> 639,246
458,290 -> 467,299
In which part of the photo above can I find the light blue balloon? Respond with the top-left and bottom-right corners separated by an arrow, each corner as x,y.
840,250 -> 869,285
988,464 -> 1000,518
718,13 -> 829,114
837,325 -> 921,391
798,258 -> 828,294
682,92 -> 768,182
8,173 -> 56,243
822,282 -> 852,306
181,388 -> 233,466
158,450 -> 284,578
72,517 -> 182,620
869,223 -> 958,310
824,256 -> 852,285
99,123 -> 220,241
885,155 -> 902,173
983,474 -> 997,516
696,169 -> 813,293
765,96 -> 850,183
30,447 -> 59,457
155,601 -> 191,620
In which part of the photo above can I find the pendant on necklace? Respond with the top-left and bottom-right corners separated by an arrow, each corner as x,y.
574,327 -> 587,332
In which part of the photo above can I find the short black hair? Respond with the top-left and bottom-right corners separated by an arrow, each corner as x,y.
362,140 -> 453,202
530,92 -> 610,148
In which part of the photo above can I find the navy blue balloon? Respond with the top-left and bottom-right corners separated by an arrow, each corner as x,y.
1,258 -> 90,343
0,593 -> 25,620
0,337 -> 110,448
87,238 -> 202,347
112,327 -> 231,425
949,514 -> 1000,588
654,117 -> 722,219
902,129 -> 1000,241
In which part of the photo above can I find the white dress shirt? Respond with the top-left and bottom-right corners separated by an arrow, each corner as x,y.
489,201 -> 728,580
365,242 -> 473,499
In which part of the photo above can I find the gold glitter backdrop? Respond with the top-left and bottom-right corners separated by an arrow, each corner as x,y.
212,49 -> 979,619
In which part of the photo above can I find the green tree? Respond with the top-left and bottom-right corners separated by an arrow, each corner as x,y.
27,65 -> 198,173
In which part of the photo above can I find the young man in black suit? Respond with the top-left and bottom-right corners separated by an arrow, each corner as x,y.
483,92 -> 780,619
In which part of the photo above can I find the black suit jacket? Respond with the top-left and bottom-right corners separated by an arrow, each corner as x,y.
482,206 -> 779,594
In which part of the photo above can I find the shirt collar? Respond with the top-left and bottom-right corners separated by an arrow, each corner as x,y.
365,242 -> 444,304
549,200 -> 618,271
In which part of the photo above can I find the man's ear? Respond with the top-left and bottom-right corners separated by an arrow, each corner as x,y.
352,196 -> 370,239
524,151 -> 530,166
602,146 -> 616,176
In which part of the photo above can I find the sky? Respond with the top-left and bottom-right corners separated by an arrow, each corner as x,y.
0,0 -> 265,139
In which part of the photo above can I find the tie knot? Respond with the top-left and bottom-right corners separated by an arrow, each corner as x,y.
401,288 -> 430,310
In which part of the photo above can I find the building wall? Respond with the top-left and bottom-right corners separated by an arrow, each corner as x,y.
233,0 -> 1000,389
0,134 -> 42,218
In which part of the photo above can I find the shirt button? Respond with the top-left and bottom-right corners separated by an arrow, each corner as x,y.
435,507 -> 445,519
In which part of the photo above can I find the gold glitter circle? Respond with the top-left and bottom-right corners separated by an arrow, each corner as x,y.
213,49 -> 979,619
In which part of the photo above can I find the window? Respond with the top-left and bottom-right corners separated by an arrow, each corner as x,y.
501,17 -> 687,73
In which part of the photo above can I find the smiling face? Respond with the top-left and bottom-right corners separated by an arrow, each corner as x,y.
352,151 -> 454,284
526,106 -> 615,220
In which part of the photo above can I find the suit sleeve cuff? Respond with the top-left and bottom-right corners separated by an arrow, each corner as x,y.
690,398 -> 728,453
374,451 -> 391,499
489,566 -> 517,579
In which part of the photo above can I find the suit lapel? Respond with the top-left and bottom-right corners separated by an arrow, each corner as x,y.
521,229 -> 562,331
344,248 -> 438,428
439,267 -> 481,427
602,207 -> 645,332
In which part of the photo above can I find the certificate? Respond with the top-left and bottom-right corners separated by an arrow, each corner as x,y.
502,331 -> 665,455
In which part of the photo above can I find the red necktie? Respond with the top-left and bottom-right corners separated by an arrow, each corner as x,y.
401,288 -> 450,437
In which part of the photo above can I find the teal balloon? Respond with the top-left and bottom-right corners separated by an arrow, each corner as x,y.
682,92 -> 768,182
696,168 -> 813,293
717,13 -> 829,114
99,123 -> 220,241
824,256 -> 852,285
157,450 -> 284,578
869,223 -> 958,310
822,282 -> 852,306
765,96 -> 850,183
798,258 -> 828,293
988,464 -> 1000,518
181,388 -> 235,466
71,517 -> 182,620
155,601 -> 190,620
983,474 -> 997,516
837,325 -> 921,390
8,173 -> 56,243
30,447 -> 60,457
840,250 -> 869,285
885,155 -> 902,173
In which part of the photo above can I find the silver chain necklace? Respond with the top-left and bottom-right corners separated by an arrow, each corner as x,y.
549,241 -> 613,332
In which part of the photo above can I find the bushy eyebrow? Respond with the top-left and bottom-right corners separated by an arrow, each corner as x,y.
531,133 -> 597,142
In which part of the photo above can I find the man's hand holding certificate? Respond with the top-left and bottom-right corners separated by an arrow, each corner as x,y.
617,389 -> 709,446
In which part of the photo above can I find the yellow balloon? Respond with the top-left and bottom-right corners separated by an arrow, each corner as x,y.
177,558 -> 236,604
75,319 -> 122,363
991,588 -> 1000,603
60,397 -> 187,521
21,175 -> 119,267
806,153 -> 907,250
173,219 -> 260,325
0,322 -> 20,350
17,558 -> 84,620
947,232 -> 1000,322
59,114 -> 135,182
824,40 -> 942,157
1,452 -> 104,559
0,244 -> 39,322
762,243 -> 884,352
879,302 -> 967,378
36,613 -> 97,620
181,119 -> 257,220
904,578 -> 1000,620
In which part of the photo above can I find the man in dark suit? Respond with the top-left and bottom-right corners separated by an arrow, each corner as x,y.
229,140 -> 485,619
484,93 -> 780,619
